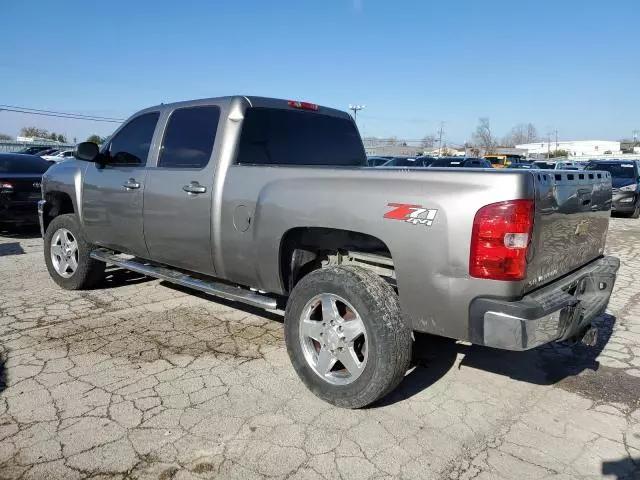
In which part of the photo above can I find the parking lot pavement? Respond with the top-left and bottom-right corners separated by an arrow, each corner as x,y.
0,221 -> 638,480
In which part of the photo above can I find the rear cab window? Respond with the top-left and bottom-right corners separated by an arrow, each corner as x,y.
236,108 -> 366,166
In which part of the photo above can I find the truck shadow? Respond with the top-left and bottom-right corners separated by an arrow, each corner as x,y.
601,456 -> 640,479
0,242 -> 25,257
99,266 -> 156,289
378,314 -> 617,406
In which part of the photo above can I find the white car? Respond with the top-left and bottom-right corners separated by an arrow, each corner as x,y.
42,150 -> 75,162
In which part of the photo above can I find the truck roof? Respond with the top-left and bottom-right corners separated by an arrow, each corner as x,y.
135,96 -> 352,121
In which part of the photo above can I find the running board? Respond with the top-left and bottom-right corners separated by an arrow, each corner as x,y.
90,249 -> 278,310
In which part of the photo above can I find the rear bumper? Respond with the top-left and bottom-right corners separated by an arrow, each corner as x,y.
469,256 -> 619,351
0,197 -> 40,224
611,192 -> 637,212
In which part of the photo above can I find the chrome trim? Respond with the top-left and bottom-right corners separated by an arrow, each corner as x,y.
483,309 -> 562,351
90,249 -> 278,310
37,200 -> 47,238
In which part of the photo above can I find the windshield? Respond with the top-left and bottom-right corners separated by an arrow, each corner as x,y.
533,162 -> 555,169
585,163 -> 636,178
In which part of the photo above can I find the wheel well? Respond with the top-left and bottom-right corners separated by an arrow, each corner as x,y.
43,192 -> 74,233
279,227 -> 393,293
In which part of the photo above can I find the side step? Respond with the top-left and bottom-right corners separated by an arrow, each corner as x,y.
90,249 -> 278,310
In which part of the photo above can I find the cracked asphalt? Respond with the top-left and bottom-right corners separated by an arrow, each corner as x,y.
0,218 -> 639,479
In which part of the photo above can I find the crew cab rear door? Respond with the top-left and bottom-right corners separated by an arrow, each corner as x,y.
143,103 -> 221,275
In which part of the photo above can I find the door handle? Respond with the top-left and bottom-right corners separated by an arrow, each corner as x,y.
122,178 -> 140,190
182,182 -> 207,195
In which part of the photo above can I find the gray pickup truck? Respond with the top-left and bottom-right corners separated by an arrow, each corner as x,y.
39,96 -> 619,408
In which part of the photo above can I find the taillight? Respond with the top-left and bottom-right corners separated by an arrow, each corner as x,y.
0,182 -> 13,192
287,100 -> 319,111
469,200 -> 534,281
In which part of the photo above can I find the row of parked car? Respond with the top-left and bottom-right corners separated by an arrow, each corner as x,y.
367,155 -> 640,218
15,146 -> 75,163
367,155 -> 588,170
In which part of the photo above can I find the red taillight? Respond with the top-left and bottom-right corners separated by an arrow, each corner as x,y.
469,200 -> 534,281
287,100 -> 319,111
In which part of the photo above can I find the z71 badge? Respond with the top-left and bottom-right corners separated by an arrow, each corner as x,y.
384,203 -> 438,226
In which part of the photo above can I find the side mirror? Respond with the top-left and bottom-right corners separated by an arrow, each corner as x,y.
75,142 -> 100,162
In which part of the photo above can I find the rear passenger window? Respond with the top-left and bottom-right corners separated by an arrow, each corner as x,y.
106,112 -> 159,166
236,107 -> 366,166
158,106 -> 220,169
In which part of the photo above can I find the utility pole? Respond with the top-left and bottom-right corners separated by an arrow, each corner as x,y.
555,129 -> 559,152
633,130 -> 639,147
348,104 -> 365,125
437,122 -> 445,156
547,132 -> 551,159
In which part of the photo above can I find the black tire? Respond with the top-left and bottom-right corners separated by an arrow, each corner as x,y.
630,200 -> 640,219
284,265 -> 412,408
44,214 -> 105,290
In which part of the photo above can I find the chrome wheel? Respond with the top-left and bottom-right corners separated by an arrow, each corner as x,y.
299,293 -> 368,386
50,228 -> 78,278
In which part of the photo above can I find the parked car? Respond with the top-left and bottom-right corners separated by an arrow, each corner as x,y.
36,148 -> 60,157
42,150 -> 76,162
381,156 -> 436,167
533,160 -> 583,170
0,153 -> 51,225
39,95 -> 619,408
366,156 -> 391,167
429,157 -> 492,168
555,161 -> 583,170
507,162 -> 540,169
585,160 -> 640,218
16,146 -> 52,155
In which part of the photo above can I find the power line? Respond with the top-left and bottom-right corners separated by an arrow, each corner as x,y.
0,105 -> 125,123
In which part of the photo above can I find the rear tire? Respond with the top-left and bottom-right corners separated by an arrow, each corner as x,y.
44,214 -> 105,290
284,266 -> 412,408
630,199 -> 640,219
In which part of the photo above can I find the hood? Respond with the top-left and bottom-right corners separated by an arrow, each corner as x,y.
612,177 -> 636,188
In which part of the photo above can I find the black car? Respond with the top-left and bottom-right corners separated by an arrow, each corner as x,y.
507,162 -> 540,169
429,157 -> 492,168
382,156 -> 436,167
585,160 -> 640,218
0,153 -> 51,225
16,146 -> 51,155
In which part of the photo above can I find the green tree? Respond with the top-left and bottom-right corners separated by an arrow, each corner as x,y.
20,126 -> 49,138
548,149 -> 570,158
57,134 -> 67,143
0,133 -> 12,141
49,132 -> 58,141
86,134 -> 106,145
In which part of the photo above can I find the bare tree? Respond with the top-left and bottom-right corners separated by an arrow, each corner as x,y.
472,118 -> 497,154
0,133 -> 12,141
502,123 -> 538,147
421,134 -> 436,148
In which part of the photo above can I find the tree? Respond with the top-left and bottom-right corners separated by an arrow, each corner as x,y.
86,134 -> 106,145
502,123 -> 538,147
472,118 -> 497,154
57,134 -> 67,143
421,134 -> 436,148
49,132 -> 58,141
0,133 -> 12,141
547,149 -> 569,158
387,136 -> 398,146
20,126 -> 49,138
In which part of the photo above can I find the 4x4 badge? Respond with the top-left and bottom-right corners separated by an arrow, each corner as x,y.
384,203 -> 438,226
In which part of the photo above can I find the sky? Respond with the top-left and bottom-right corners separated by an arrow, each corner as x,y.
1,0 -> 639,146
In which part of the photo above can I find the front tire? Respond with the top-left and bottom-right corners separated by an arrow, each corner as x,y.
630,199 -> 640,219
284,266 -> 412,408
44,214 -> 105,290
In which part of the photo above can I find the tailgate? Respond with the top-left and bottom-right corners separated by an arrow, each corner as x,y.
524,169 -> 612,293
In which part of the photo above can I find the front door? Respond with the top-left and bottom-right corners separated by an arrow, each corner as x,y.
143,104 -> 221,275
82,112 -> 160,258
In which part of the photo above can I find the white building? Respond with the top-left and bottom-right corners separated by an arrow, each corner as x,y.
516,140 -> 621,157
